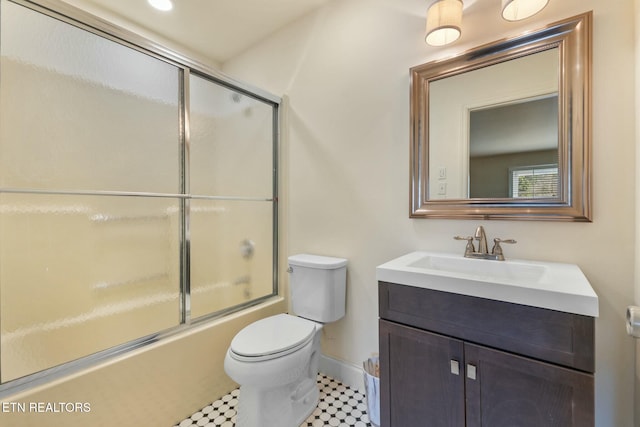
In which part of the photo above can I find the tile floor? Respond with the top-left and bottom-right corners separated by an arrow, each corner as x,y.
174,374 -> 373,427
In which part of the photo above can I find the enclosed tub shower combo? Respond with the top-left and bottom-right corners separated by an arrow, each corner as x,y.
0,0 -> 281,397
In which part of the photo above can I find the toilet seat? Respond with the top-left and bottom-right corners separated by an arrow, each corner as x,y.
229,314 -> 317,362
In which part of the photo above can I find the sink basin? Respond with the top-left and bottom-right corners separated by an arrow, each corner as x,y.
376,251 -> 598,317
408,254 -> 547,284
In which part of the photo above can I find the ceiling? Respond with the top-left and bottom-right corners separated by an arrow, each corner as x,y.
62,0 -> 331,64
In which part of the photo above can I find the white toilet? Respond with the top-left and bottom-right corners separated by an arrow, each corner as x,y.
224,254 -> 348,427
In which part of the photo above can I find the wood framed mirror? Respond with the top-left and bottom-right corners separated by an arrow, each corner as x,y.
410,12 -> 592,221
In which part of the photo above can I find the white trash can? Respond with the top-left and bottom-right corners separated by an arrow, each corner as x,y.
362,356 -> 380,427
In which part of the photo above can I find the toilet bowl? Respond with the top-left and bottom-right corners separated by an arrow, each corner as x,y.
224,254 -> 348,427
224,314 -> 322,426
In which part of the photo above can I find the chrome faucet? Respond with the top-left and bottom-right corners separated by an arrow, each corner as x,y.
454,226 -> 516,261
474,226 -> 489,255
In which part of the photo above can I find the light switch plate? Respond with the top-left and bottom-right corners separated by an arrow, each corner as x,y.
438,167 -> 447,180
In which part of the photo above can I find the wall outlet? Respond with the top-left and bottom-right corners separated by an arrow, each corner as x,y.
438,182 -> 447,195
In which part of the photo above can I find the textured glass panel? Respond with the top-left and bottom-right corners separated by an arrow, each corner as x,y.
190,75 -> 274,197
0,193 -> 180,382
190,199 -> 274,319
0,2 -> 180,193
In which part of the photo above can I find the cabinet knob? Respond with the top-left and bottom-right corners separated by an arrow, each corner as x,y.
467,364 -> 477,380
450,360 -> 460,375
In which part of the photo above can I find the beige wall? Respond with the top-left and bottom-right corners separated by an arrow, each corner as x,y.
224,0 -> 637,425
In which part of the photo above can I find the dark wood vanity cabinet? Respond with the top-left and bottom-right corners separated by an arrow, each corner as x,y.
378,281 -> 595,427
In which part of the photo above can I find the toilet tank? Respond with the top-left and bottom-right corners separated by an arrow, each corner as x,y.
288,254 -> 347,323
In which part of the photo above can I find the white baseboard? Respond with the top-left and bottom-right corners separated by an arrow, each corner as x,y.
319,354 -> 364,393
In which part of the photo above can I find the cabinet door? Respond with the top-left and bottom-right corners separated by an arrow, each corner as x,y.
379,320 -> 465,427
464,343 -> 594,427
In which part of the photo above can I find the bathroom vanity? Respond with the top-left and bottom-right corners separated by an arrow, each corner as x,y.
376,252 -> 598,427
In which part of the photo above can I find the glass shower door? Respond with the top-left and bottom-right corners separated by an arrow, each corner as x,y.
188,75 -> 276,320
0,0 -> 182,382
0,0 -> 279,388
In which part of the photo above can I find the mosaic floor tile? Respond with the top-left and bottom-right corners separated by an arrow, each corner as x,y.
174,373 -> 373,427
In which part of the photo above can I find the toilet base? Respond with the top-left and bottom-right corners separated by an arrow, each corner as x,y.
235,376 -> 319,427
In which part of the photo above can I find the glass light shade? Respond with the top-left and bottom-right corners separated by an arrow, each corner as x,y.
425,0 -> 463,46
148,0 -> 173,12
501,0 -> 549,21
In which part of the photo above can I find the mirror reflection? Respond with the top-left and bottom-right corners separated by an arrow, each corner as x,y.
469,94 -> 558,198
428,48 -> 559,200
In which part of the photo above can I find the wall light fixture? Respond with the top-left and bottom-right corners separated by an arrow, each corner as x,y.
502,0 -> 549,21
425,0 -> 463,47
148,0 -> 173,12
425,0 -> 550,46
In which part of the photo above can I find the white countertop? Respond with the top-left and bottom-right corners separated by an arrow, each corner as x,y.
376,251 -> 599,317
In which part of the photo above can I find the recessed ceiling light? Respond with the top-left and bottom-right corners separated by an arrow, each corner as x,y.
148,0 -> 173,12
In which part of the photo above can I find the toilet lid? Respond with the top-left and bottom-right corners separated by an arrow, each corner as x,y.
230,314 -> 317,359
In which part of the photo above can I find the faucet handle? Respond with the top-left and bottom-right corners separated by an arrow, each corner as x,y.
454,236 -> 475,256
491,238 -> 516,261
